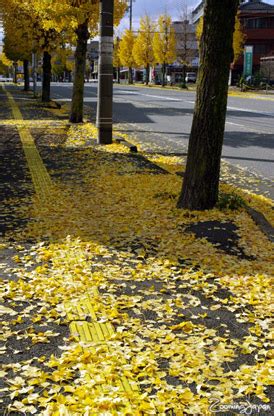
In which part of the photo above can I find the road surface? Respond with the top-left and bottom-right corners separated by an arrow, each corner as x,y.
49,83 -> 274,194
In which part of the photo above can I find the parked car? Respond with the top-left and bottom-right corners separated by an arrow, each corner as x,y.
185,72 -> 197,83
245,75 -> 271,87
0,76 -> 13,82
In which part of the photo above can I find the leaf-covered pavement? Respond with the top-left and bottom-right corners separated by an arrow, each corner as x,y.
0,85 -> 273,415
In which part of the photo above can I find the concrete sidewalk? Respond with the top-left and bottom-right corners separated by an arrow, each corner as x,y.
0,84 -> 273,415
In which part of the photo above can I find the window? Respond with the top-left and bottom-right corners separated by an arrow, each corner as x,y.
244,17 -> 274,29
254,44 -> 267,54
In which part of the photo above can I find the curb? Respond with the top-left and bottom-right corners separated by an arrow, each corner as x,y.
134,150 -> 274,242
114,136 -> 137,153
245,206 -> 274,243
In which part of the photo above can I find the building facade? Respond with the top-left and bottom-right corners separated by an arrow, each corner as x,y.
260,55 -> 274,80
172,20 -> 198,68
191,1 -> 204,25
191,0 -> 274,82
233,0 -> 274,81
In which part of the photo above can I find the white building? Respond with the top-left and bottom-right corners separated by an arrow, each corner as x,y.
191,1 -> 205,24
192,0 -> 248,24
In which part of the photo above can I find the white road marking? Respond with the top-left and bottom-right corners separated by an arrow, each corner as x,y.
57,98 -> 96,102
116,89 -> 194,103
54,87 -> 273,118
118,90 -> 273,114
134,93 -> 183,101
117,90 -> 139,94
225,121 -> 271,135
227,105 -> 274,117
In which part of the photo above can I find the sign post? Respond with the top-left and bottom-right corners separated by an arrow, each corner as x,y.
243,45 -> 253,79
96,0 -> 114,144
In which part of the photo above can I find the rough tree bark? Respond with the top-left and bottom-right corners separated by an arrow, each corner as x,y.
42,51 -> 52,102
70,20 -> 89,123
23,60 -> 30,91
13,63 -> 18,84
145,63 -> 150,85
177,0 -> 239,210
128,67 -> 133,84
161,63 -> 166,87
117,66 -> 121,84
182,65 -> 186,86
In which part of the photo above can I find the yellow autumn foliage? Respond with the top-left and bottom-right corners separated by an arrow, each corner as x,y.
119,29 -> 136,68
133,15 -> 155,67
196,12 -> 245,63
0,53 -> 13,67
153,14 -> 177,66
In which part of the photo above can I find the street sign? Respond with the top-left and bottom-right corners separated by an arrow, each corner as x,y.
243,45 -> 253,78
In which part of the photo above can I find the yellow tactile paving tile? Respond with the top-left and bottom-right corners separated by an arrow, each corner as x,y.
69,321 -> 114,343
0,120 -> 67,128
64,293 -> 105,322
3,85 -> 141,401
77,345 -> 140,395
120,376 -> 140,393
3,86 -> 53,201
69,320 -> 140,395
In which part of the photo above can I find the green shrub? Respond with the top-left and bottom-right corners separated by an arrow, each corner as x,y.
217,192 -> 246,210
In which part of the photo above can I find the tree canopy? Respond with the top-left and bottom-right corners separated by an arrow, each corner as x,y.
153,15 -> 176,67
133,16 -> 155,68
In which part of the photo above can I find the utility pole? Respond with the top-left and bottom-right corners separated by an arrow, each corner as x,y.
128,0 -> 133,83
96,0 -> 114,144
129,0 -> 133,30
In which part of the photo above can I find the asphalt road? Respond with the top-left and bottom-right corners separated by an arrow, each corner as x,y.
48,82 -> 274,186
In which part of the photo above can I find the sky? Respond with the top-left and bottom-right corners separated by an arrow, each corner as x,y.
118,0 -> 199,31
118,0 -> 274,31
130,0 -> 198,20
1,0 -> 274,42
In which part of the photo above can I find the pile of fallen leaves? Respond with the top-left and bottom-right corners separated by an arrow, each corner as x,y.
0,96 -> 273,414
1,143 -> 273,414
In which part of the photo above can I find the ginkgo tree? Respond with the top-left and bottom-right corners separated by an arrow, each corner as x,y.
153,14 -> 176,87
52,47 -> 74,81
0,0 -> 32,88
113,36 -> 121,83
29,0 -> 127,123
2,35 -> 25,84
119,29 -> 136,84
0,53 -> 13,79
133,15 -> 155,85
177,0 -> 239,210
0,0 -> 63,100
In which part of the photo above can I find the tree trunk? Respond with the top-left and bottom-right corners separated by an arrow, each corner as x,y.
13,63 -> 18,84
32,52 -> 38,98
117,66 -> 120,84
145,64 -> 150,85
128,67 -> 133,84
177,0 -> 238,210
161,63 -> 166,87
182,65 -> 186,86
23,60 -> 30,91
42,51 -> 52,102
70,20 -> 89,123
